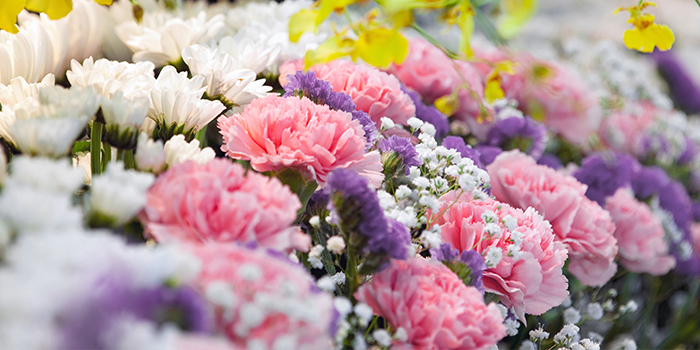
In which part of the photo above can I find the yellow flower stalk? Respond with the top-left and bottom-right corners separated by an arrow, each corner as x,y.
614,2 -> 674,53
496,0 -> 538,39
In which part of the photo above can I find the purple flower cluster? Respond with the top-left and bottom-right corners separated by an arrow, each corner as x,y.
379,135 -> 422,175
283,70 -> 377,148
442,136 -> 485,169
573,152 -> 641,206
61,273 -> 212,349
401,85 -> 449,139
325,168 -> 411,260
480,116 -> 547,161
430,243 -> 486,294
650,50 -> 700,115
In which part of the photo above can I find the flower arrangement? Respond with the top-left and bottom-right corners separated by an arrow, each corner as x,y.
0,0 -> 699,349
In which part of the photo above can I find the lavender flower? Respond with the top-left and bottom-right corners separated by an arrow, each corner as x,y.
650,50 -> 700,115
475,145 -> 503,166
573,152 -> 641,206
480,116 -> 547,160
61,274 -> 212,349
430,243 -> 486,294
442,136 -> 484,169
379,135 -> 422,175
631,166 -> 670,199
677,137 -> 698,165
401,86 -> 449,139
326,168 -> 411,261
537,154 -> 563,169
283,70 -> 377,147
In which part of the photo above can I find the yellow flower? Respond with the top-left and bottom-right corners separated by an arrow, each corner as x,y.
1,0 -> 113,34
484,61 -> 516,104
304,33 -> 356,69
353,27 -> 408,68
496,0 -> 538,39
289,9 -> 319,43
0,0 -> 26,34
615,2 -> 674,53
434,91 -> 460,117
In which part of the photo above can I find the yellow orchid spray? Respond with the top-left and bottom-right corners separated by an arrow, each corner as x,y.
0,0 -> 113,34
614,1 -> 674,53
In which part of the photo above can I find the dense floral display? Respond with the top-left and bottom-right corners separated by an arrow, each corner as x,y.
1,0 -> 699,349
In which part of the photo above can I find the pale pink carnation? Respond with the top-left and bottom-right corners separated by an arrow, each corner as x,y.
434,191 -> 569,321
141,159 -> 310,253
564,196 -> 619,286
606,189 -> 675,275
488,150 -> 619,286
282,59 -> 416,127
188,244 -> 335,349
598,101 -> 656,155
498,52 -> 601,145
391,39 -> 487,130
218,95 -> 383,187
355,258 -> 506,350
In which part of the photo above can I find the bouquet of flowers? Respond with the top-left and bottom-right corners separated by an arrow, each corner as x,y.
1,0 -> 699,349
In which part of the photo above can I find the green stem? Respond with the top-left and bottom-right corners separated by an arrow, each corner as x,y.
117,149 -> 125,161
124,150 -> 136,170
91,121 -> 103,176
311,228 -> 337,276
345,243 -> 359,302
696,0 -> 700,9
410,23 -> 459,59
102,142 -> 111,171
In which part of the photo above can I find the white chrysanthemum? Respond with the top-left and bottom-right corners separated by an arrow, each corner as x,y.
116,11 -> 225,67
216,31 -> 281,75
66,57 -> 156,99
101,91 -> 150,148
181,44 -> 271,112
0,15 -> 59,85
6,156 -> 84,194
89,162 -> 155,227
0,75 -> 55,107
163,135 -> 215,167
0,185 -> 83,234
146,66 -> 226,138
4,86 -> 98,156
135,133 -> 166,174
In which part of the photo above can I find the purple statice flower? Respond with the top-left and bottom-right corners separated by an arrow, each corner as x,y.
693,201 -> 700,222
442,136 -> 484,169
475,145 -> 503,166
678,137 -> 698,165
537,153 -> 563,169
430,243 -> 486,294
573,152 -> 641,206
284,70 -> 378,147
326,168 -> 411,260
480,116 -> 547,160
401,85 -> 449,139
659,180 -> 693,232
61,274 -> 212,349
379,135 -> 422,175
650,50 -> 700,115
630,166 -> 670,199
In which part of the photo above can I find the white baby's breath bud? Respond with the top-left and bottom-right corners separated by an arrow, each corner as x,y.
326,236 -> 346,254
562,296 -> 572,308
394,327 -> 408,342
420,122 -> 436,136
519,340 -> 536,350
309,215 -> 321,228
377,190 -> 397,210
334,297 -> 353,318
503,215 -> 517,232
554,324 -> 580,345
529,327 -> 549,341
395,185 -> 412,200
407,117 -> 424,130
309,244 -> 324,259
484,223 -> 502,237
481,210 -> 498,223
564,307 -> 582,324
307,256 -> 323,269
331,272 -> 346,286
413,176 -> 431,188
288,252 -> 299,263
238,263 -> 262,281
372,329 -> 392,347
507,245 -> 521,260
354,303 -> 374,327
420,230 -> 443,249
587,302 -> 604,320
579,339 -> 601,350
380,117 -> 395,130
353,333 -> 367,350
485,247 -> 503,268
458,173 -> 477,191
678,241 -> 693,260
505,318 -> 520,336
317,276 -> 335,292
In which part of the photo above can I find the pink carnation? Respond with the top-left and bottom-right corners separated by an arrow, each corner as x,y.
598,101 -> 656,155
141,159 -> 310,253
434,191 -> 569,321
488,150 -> 619,286
218,95 -> 383,187
281,59 -> 416,126
497,52 -> 601,145
188,244 -> 335,349
391,39 -> 487,130
355,258 -> 506,350
606,189 -> 675,275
